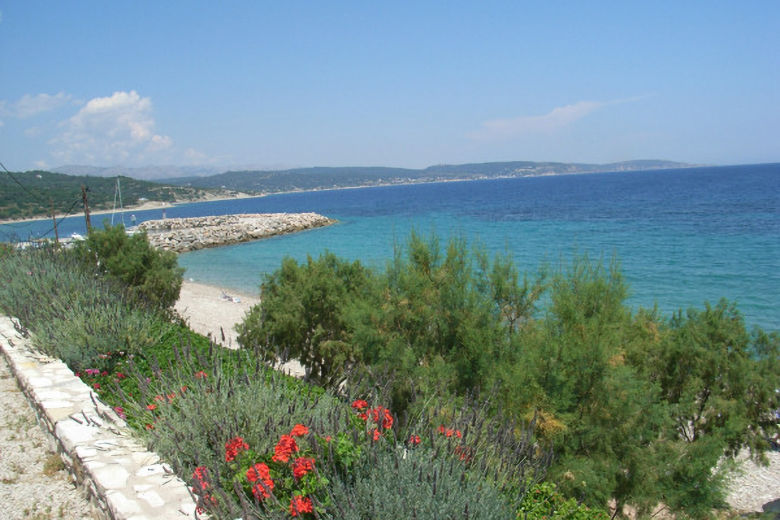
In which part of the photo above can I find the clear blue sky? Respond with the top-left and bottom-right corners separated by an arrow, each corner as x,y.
1,1 -> 778,170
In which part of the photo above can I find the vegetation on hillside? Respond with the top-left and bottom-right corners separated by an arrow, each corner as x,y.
0,169 -> 230,221
166,160 -> 691,194
238,232 -> 780,518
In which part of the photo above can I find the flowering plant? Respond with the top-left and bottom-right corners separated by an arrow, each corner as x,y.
212,424 -> 329,518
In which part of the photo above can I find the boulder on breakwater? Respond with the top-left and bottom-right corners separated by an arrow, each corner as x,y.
137,213 -> 336,252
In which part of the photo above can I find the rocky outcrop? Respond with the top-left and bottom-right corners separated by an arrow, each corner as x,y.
137,213 -> 335,252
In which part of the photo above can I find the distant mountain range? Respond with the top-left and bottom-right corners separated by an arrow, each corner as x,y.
52,164 -> 224,180
159,160 -> 694,194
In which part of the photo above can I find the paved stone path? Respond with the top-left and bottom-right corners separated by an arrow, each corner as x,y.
0,352 -> 98,520
0,317 -> 198,519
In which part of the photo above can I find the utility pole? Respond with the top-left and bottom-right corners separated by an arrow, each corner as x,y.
81,185 -> 92,233
50,199 -> 59,246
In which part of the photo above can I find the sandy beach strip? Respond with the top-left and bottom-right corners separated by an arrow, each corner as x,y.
174,280 -> 259,348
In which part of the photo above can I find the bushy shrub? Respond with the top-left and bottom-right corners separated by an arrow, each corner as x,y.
0,242 -> 14,259
238,234 -> 780,518
237,252 -> 377,387
74,222 -> 183,309
0,246 -> 173,369
518,482 -> 609,520
328,446 -> 514,519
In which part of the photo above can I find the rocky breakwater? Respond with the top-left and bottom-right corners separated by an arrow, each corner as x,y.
137,213 -> 335,252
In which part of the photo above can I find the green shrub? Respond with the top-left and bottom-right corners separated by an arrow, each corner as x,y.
518,482 -> 610,520
74,222 -> 183,309
328,446 -> 514,519
0,242 -> 13,260
0,246 -> 174,369
237,252 -> 377,387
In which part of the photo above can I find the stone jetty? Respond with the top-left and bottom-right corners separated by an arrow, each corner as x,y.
137,213 -> 335,252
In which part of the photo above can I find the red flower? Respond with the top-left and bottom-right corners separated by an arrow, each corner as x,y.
292,457 -> 315,479
113,406 -> 126,419
115,372 -> 126,379
92,383 -> 100,389
154,394 -> 165,402
409,434 -> 421,445
193,466 -> 209,484
351,399 -> 368,410
290,424 -> 309,437
246,462 -> 271,482
371,428 -> 381,441
145,423 -> 154,430
225,436 -> 249,462
146,403 -> 157,411
438,425 -> 461,438
289,495 -> 313,516
247,462 -> 275,500
379,407 -> 393,429
272,434 -> 299,463
195,370 -> 208,379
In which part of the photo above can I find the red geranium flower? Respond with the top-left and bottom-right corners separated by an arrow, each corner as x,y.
247,462 -> 275,500
292,457 -> 315,479
351,399 -> 368,410
272,434 -> 299,463
290,495 -> 313,516
290,424 -> 309,437
225,436 -> 249,462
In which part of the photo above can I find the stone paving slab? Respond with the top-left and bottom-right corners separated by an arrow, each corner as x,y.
0,316 -> 198,520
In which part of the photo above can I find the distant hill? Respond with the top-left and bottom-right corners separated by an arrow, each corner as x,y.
51,164 -> 223,180
164,160 -> 693,194
0,170 -> 234,221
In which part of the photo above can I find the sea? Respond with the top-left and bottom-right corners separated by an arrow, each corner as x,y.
2,163 -> 778,332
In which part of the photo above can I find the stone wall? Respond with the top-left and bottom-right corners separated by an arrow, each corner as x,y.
137,212 -> 335,252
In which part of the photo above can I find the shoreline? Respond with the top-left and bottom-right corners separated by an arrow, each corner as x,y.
0,165 -> 704,226
174,280 -> 259,348
0,192 -> 255,226
174,279 -> 305,376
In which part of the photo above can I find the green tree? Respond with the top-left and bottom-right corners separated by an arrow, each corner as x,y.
74,222 -> 183,309
236,252 -> 377,387
627,300 -> 780,514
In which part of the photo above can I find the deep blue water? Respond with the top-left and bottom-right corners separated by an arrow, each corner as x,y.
3,164 -> 778,331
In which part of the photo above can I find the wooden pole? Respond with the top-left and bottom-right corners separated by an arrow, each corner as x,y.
50,199 -> 59,246
81,185 -> 92,233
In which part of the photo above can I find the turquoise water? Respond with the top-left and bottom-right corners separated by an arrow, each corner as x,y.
3,164 -> 778,331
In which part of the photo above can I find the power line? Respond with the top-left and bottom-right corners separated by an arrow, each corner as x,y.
37,197 -> 83,239
0,161 -> 50,207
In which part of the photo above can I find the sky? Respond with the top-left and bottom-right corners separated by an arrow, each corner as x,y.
1,1 -> 779,171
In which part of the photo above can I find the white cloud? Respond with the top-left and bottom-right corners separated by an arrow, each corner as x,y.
469,96 -> 652,142
470,101 -> 605,141
14,92 -> 73,118
50,90 -> 174,164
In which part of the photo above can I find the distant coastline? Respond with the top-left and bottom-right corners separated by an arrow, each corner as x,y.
2,159 -> 702,224
0,192 -> 254,226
